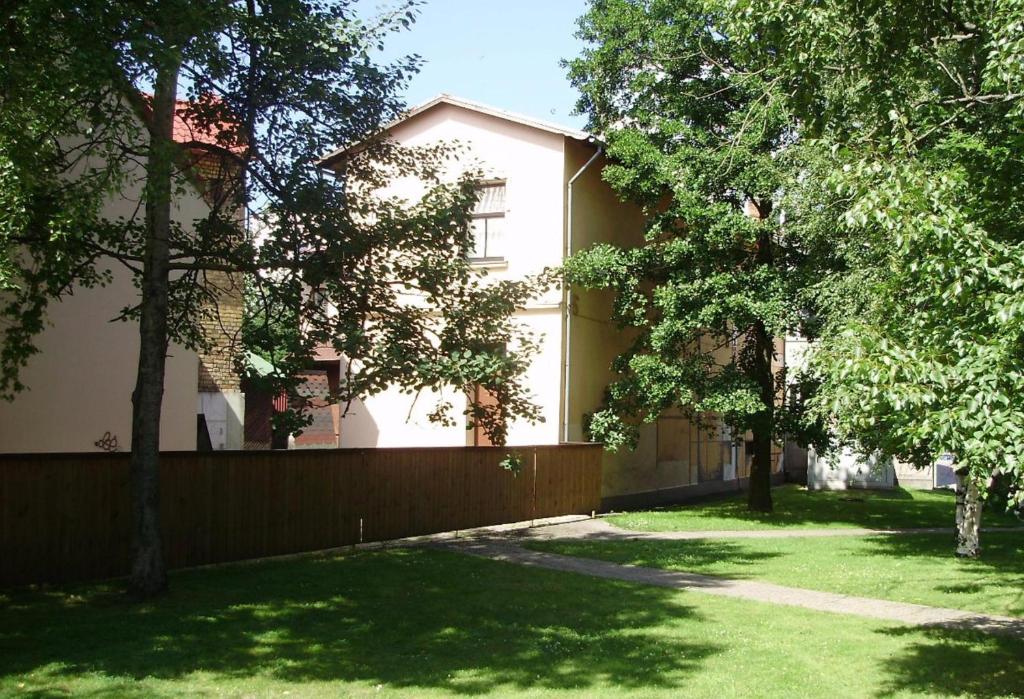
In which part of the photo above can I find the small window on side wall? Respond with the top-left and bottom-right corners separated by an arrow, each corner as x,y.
470,182 -> 506,261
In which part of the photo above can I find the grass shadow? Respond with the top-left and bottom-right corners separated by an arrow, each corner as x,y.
530,530 -> 1024,618
612,485 -> 1023,532
524,538 -> 784,580
0,547 -> 722,695
861,531 -> 1024,617
877,625 -> 1024,698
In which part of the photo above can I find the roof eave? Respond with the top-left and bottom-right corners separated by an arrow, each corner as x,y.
317,94 -> 597,171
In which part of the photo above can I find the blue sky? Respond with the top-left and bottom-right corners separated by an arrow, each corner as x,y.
365,0 -> 590,129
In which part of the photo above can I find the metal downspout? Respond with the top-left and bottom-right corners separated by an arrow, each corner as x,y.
562,145 -> 604,443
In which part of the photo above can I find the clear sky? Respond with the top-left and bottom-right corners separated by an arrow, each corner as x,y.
365,0 -> 591,129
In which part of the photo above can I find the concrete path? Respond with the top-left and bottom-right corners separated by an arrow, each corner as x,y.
513,517 -> 970,542
442,538 -> 1024,639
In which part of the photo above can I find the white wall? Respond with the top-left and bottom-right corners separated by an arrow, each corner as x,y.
384,103 -> 567,301
506,307 -> 562,445
340,387 -> 462,448
338,307 -> 563,448
198,391 -> 244,450
808,447 -> 896,490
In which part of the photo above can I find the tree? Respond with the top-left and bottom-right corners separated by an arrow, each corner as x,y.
731,0 -> 1024,554
563,0 -> 821,511
1,0 -> 541,596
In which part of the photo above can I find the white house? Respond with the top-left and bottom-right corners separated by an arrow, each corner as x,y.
317,95 -> 785,504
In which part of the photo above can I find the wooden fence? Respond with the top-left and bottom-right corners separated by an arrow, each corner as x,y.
0,444 -> 602,587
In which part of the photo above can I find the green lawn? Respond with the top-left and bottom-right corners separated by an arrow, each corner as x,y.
607,484 -> 1023,532
529,530 -> 1024,618
2,547 -> 1023,698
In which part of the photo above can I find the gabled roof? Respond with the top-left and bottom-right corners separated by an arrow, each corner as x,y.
319,94 -> 595,168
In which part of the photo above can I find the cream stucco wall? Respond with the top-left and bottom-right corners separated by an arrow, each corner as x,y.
562,138 -> 654,496
339,306 -> 562,448
336,102 -> 570,447
0,129 -> 205,454
339,386 -> 464,448
329,101 -> 787,501
505,307 -> 562,445
384,102 -> 568,296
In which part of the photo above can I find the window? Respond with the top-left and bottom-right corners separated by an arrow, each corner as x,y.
470,182 -> 506,261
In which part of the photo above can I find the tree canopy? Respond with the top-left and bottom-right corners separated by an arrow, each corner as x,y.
563,0 -> 826,510
727,0 -> 1024,551
564,0 -> 1023,536
1,0 -> 542,593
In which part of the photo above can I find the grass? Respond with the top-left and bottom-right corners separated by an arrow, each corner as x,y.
529,530 -> 1024,618
2,547 -> 1024,698
607,484 -> 1023,532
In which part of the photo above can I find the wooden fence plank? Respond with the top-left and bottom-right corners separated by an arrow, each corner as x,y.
0,444 -> 601,586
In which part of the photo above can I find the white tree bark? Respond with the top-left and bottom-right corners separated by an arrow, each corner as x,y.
955,468 -> 983,558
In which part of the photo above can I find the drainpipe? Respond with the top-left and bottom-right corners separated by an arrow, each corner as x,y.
562,144 -> 604,443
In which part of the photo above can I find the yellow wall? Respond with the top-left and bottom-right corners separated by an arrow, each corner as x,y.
562,142 -> 786,497
562,139 -> 656,495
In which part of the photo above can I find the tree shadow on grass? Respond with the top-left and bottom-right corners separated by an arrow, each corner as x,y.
12,683 -> 179,699
861,532 -> 1024,617
863,530 -> 1024,565
525,537 -> 784,580
877,625 -> 1024,698
620,485 -> 1022,531
0,548 -> 722,695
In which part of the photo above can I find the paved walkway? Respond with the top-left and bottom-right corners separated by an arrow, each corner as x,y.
512,517 -> 966,542
443,538 -> 1024,638
438,515 -> 1024,639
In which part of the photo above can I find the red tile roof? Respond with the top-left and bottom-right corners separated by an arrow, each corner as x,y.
171,96 -> 246,154
140,92 -> 245,154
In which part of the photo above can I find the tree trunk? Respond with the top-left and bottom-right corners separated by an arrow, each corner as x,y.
128,55 -> 181,598
746,201 -> 775,513
747,318 -> 774,512
954,468 -> 983,558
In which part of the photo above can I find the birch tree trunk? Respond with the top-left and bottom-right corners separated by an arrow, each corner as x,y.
128,54 -> 181,598
954,467 -> 983,558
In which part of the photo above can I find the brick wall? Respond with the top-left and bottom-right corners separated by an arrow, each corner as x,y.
190,148 -> 245,394
197,270 -> 244,392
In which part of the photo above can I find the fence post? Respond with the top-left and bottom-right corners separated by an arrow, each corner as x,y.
531,448 -> 538,526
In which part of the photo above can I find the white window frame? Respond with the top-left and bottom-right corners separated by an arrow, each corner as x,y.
469,181 -> 506,263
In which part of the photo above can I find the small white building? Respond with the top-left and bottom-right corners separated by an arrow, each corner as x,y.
787,336 -> 951,491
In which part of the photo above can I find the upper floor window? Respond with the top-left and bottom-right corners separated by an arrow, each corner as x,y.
470,182 -> 506,261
